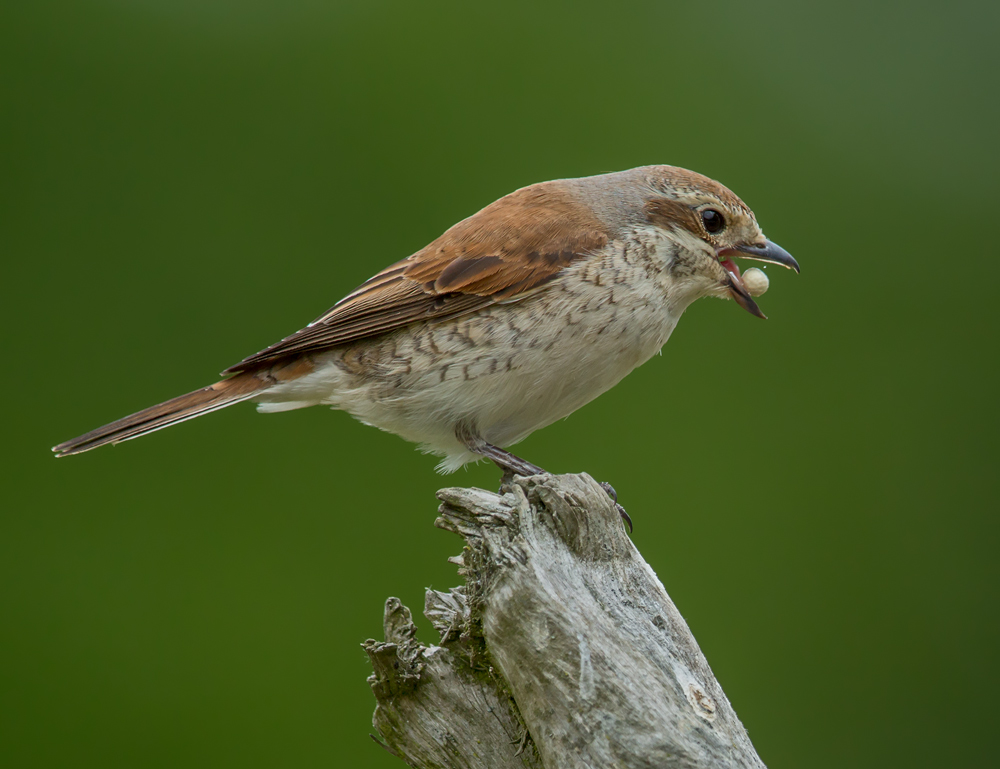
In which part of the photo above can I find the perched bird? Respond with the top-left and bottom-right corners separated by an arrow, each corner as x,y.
53,166 -> 798,481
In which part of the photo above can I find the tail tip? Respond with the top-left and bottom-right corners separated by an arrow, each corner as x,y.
51,439 -> 106,458
52,442 -> 75,458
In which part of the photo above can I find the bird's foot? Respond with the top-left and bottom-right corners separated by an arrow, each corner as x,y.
599,481 -> 633,534
496,457 -> 543,493
456,427 -> 633,533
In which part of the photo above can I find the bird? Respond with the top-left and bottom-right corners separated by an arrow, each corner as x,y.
53,165 -> 799,487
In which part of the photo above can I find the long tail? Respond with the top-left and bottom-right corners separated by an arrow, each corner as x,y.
52,373 -> 267,457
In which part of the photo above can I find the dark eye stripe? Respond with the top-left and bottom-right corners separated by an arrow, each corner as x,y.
644,198 -> 703,237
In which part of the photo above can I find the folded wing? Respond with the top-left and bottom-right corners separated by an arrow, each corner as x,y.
224,182 -> 609,374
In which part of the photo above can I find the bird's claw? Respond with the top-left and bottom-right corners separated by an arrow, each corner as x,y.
616,503 -> 633,534
599,482 -> 631,533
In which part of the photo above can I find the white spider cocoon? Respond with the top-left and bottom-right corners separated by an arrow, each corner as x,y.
742,267 -> 769,296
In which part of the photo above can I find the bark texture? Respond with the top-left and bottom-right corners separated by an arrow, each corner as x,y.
363,473 -> 765,768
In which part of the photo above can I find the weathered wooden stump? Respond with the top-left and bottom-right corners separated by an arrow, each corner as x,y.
363,473 -> 765,768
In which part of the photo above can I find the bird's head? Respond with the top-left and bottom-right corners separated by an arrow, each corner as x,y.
619,166 -> 800,318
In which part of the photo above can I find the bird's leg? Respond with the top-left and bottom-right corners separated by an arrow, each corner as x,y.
455,423 -> 547,477
478,444 -> 547,478
455,423 -> 632,534
600,481 -> 633,534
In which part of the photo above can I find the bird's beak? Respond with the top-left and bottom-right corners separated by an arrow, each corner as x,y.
729,240 -> 800,273
725,270 -> 768,318
717,239 -> 799,320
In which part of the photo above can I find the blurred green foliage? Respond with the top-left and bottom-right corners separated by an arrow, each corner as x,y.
2,1 -> 997,767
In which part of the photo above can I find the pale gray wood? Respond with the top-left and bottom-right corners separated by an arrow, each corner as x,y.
364,473 -> 765,768
363,597 -> 542,768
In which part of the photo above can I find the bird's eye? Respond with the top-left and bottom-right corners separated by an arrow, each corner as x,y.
701,209 -> 725,234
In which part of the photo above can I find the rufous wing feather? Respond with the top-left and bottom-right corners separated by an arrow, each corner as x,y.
223,182 -> 609,374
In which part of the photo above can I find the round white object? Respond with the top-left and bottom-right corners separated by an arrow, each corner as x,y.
743,267 -> 769,296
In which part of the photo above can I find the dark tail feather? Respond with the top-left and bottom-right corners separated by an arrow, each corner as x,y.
52,374 -> 265,457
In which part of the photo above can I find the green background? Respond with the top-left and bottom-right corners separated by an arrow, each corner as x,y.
3,1 -> 997,766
